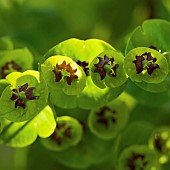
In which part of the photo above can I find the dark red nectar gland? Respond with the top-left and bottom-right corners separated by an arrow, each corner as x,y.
126,153 -> 148,170
50,123 -> 72,145
94,55 -> 119,80
133,52 -> 160,76
10,83 -> 38,109
0,61 -> 22,78
154,133 -> 168,153
96,106 -> 116,128
76,60 -> 89,76
53,60 -> 78,85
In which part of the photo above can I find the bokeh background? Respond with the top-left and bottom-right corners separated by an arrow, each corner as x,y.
0,0 -> 170,169
0,0 -> 170,54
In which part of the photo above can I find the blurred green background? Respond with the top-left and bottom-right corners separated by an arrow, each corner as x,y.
0,0 -> 170,169
0,0 -> 169,54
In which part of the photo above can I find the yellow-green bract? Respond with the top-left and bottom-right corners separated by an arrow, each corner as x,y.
0,70 -> 49,122
40,55 -> 86,95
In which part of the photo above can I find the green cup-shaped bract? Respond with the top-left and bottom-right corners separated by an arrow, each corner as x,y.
0,70 -> 49,122
41,116 -> 83,152
0,48 -> 34,79
124,47 -> 168,84
149,127 -> 170,164
90,50 -> 127,89
125,19 -> 170,57
118,145 -> 160,170
42,38 -> 125,109
41,55 -> 86,95
125,19 -> 170,93
88,98 -> 129,140
43,38 -> 115,64
49,77 -> 126,109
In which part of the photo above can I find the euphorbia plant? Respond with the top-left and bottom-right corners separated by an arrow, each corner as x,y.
0,19 -> 169,170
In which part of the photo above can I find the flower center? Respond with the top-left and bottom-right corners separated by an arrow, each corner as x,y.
154,133 -> 170,154
10,83 -> 38,109
0,61 -> 22,78
126,153 -> 148,170
76,60 -> 89,76
94,55 -> 119,80
96,106 -> 117,128
50,123 -> 72,145
53,60 -> 78,85
133,52 -> 160,76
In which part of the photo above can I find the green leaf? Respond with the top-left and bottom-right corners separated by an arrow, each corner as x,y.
0,119 -> 37,147
30,105 -> 56,138
0,79 -> 10,97
0,105 -> 56,147
0,117 -> 5,133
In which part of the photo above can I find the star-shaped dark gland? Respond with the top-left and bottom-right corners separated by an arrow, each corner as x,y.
154,133 -> 169,153
95,106 -> 117,128
0,60 -> 22,78
133,52 -> 160,76
76,60 -> 89,76
94,55 -> 119,80
50,123 -> 72,145
53,60 -> 78,85
126,153 -> 148,170
10,83 -> 38,109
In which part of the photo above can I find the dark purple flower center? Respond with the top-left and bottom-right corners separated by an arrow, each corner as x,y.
0,61 -> 22,78
154,133 -> 169,153
10,83 -> 38,109
126,153 -> 147,170
133,52 -> 160,76
76,60 -> 89,76
50,123 -> 72,145
95,106 -> 116,128
94,55 -> 119,80
53,60 -> 78,85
